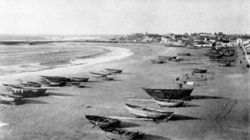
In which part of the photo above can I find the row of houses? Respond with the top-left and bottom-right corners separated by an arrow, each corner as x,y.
114,32 -> 239,47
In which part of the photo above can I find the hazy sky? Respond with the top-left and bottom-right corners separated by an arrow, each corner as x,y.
0,0 -> 249,35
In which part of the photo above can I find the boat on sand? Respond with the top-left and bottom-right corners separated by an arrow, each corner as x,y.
85,115 -> 121,128
105,68 -> 123,74
151,59 -> 166,64
0,93 -> 23,105
142,87 -> 194,100
70,77 -> 89,82
40,78 -> 66,87
125,103 -> 174,119
40,75 -> 72,82
153,99 -> 184,107
3,84 -> 47,98
177,53 -> 191,56
18,80 -> 41,87
99,126 -> 144,140
192,68 -> 208,73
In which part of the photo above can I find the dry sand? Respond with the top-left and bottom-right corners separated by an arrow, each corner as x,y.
0,43 -> 249,140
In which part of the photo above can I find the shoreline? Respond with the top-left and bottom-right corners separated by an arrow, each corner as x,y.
0,45 -> 133,84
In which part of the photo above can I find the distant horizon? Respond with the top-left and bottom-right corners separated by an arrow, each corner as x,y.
1,32 -> 250,37
0,0 -> 249,35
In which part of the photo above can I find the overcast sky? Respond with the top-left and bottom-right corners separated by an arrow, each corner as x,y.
0,0 -> 249,35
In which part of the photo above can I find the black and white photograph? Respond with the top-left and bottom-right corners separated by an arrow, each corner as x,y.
0,0 -> 249,139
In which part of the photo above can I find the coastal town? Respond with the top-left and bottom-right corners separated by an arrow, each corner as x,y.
113,32 -> 250,47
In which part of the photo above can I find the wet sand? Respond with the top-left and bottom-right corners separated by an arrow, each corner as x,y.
0,43 -> 249,140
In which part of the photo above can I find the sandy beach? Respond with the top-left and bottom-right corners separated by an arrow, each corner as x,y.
0,43 -> 249,140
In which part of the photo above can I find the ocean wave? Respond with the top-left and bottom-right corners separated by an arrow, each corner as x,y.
0,63 -> 50,76
43,36 -> 101,41
38,50 -> 68,55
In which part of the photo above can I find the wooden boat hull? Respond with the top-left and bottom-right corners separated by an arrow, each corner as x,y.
93,76 -> 114,81
142,87 -> 194,100
153,99 -> 184,107
158,56 -> 177,60
105,68 -> 123,74
100,127 -> 144,140
151,59 -> 166,64
90,72 -> 109,76
20,82 -> 41,87
192,68 -> 207,73
85,115 -> 121,128
11,88 -> 47,98
177,53 -> 191,56
71,77 -> 89,82
40,76 -> 72,82
125,103 -> 174,118
0,94 -> 23,105
40,79 -> 66,87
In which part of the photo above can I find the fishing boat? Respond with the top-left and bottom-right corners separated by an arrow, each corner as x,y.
40,75 -> 72,82
142,87 -> 194,100
151,59 -> 166,64
219,61 -> 232,67
3,84 -> 47,98
0,93 -> 23,105
192,68 -> 208,73
18,80 -> 41,87
158,55 -> 177,60
71,77 -> 89,82
12,88 -> 47,98
90,72 -> 115,81
125,103 -> 174,118
40,78 -> 66,87
177,53 -> 191,56
208,53 -> 223,59
153,99 -> 184,107
105,68 -> 123,74
90,72 -> 110,77
171,57 -> 183,62
99,76 -> 114,81
92,75 -> 114,81
100,127 -> 144,140
85,115 -> 121,128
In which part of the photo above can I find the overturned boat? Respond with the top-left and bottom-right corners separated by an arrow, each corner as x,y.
153,99 -> 184,107
85,115 -> 121,128
100,126 -> 144,140
125,103 -> 174,118
105,68 -> 123,74
0,93 -> 23,105
142,87 -> 194,100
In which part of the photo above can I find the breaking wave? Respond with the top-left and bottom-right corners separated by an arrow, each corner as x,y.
0,63 -> 50,76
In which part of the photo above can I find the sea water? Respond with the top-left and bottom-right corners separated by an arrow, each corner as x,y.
0,42 -> 110,76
